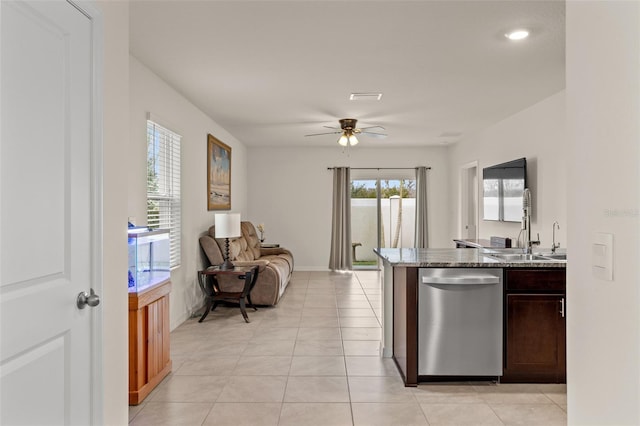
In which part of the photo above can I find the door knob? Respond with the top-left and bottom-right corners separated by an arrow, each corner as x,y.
77,289 -> 100,309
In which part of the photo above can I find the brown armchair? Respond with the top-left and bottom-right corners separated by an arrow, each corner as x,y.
199,222 -> 294,305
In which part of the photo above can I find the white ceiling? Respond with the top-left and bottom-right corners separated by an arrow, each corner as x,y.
129,1 -> 565,148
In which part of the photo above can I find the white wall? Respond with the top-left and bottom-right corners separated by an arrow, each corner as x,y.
566,2 -> 640,424
129,56 -> 249,329
246,146 -> 450,269
95,1 -> 129,424
448,91 -> 567,250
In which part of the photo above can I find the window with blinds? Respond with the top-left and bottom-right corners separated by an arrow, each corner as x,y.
147,119 -> 181,268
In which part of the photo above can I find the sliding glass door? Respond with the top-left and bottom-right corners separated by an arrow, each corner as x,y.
350,179 -> 378,269
351,176 -> 416,269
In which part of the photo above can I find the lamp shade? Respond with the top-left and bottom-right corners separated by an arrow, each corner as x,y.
215,213 -> 241,238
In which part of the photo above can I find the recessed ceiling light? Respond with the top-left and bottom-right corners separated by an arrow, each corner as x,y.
505,29 -> 529,41
349,93 -> 383,101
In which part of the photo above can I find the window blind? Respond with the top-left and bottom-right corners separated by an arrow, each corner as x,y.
147,119 -> 181,268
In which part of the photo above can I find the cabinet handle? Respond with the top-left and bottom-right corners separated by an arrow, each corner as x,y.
560,297 -> 565,318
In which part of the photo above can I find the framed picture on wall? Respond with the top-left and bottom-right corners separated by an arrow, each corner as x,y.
207,134 -> 231,210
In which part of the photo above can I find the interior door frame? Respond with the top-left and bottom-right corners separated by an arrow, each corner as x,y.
71,1 -> 105,423
459,161 -> 479,240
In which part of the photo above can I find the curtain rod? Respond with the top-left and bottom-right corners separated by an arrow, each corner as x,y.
326,167 -> 431,170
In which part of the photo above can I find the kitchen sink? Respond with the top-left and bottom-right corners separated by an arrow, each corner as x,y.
488,253 -> 566,262
489,253 -> 546,261
537,253 -> 567,260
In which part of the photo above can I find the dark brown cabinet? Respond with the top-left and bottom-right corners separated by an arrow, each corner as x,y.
392,267 -> 419,386
387,264 -> 567,386
503,269 -> 566,383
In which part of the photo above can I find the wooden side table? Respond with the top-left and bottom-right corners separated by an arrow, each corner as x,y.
197,265 -> 259,323
260,243 -> 280,248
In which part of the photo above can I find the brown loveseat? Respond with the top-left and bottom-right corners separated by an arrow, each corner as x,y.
199,221 -> 294,305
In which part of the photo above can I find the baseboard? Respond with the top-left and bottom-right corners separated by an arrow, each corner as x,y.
171,303 -> 205,331
294,266 -> 332,271
294,266 -> 382,271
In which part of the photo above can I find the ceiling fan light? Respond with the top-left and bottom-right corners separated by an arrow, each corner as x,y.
338,134 -> 349,146
348,134 -> 359,146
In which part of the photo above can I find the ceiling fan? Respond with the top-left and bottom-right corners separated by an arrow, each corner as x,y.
305,118 -> 387,146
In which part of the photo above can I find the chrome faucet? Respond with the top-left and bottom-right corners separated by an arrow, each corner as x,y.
526,232 -> 540,254
551,221 -> 560,253
522,189 -> 540,254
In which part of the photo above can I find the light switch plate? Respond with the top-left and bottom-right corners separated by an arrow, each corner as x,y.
592,232 -> 613,281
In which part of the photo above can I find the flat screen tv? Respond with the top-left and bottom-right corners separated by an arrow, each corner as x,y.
483,157 -> 527,222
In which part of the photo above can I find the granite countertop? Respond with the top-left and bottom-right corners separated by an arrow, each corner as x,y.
374,248 -> 567,268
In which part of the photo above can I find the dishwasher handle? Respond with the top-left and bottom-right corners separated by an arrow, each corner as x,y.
421,275 -> 500,285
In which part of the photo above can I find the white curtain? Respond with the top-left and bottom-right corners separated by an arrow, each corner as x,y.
329,167 -> 352,270
415,166 -> 429,248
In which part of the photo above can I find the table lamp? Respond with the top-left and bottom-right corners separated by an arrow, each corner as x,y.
215,213 -> 241,270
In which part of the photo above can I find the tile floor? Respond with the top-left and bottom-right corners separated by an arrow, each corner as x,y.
129,270 -> 567,426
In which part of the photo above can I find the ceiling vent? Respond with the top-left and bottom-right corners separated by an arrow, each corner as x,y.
349,93 -> 383,101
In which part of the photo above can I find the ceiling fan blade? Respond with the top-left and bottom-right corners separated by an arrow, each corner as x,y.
359,125 -> 386,132
306,120 -> 386,139
305,131 -> 342,137
360,131 -> 387,139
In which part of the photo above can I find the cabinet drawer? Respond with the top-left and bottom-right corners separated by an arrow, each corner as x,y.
506,269 -> 566,292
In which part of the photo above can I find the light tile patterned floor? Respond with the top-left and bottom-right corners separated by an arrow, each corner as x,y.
129,270 -> 567,426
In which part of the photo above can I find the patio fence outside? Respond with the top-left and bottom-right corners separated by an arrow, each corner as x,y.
351,198 -> 416,263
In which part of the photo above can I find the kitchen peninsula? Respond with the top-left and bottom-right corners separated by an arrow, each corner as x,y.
375,248 -> 567,386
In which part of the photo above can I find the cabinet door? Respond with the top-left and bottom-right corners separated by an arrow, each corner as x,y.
505,294 -> 566,382
128,282 -> 172,405
147,296 -> 170,378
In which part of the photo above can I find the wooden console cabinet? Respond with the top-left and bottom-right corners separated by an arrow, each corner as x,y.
129,279 -> 172,405
503,269 -> 566,383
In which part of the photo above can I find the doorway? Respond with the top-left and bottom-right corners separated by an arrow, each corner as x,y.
351,176 -> 416,269
460,161 -> 479,240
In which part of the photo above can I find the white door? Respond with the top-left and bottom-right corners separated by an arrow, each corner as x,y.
460,162 -> 478,239
0,1 -> 101,424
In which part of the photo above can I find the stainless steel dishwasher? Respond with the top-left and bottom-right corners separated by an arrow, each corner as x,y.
418,268 -> 503,377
